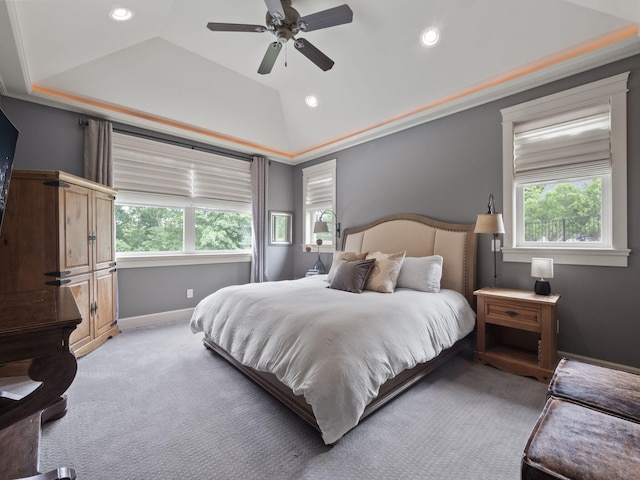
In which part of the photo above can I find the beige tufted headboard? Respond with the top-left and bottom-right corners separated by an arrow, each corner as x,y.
341,213 -> 477,306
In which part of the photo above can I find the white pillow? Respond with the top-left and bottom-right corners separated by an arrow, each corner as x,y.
396,255 -> 443,293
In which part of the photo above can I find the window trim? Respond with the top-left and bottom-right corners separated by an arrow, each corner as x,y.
116,251 -> 251,269
501,72 -> 630,267
301,159 -> 337,253
113,133 -> 253,267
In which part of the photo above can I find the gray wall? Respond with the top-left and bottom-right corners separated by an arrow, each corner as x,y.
0,96 -> 295,318
3,51 -> 639,368
294,54 -> 640,369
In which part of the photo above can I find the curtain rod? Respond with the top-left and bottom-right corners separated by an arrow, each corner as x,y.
78,117 -> 256,162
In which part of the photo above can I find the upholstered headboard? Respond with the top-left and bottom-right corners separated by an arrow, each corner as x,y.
341,213 -> 477,305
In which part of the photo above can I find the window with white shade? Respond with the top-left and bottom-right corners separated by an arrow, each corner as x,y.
112,132 -> 252,267
501,72 -> 629,267
302,159 -> 336,250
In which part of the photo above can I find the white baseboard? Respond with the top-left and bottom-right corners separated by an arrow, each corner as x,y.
558,350 -> 640,375
118,307 -> 194,330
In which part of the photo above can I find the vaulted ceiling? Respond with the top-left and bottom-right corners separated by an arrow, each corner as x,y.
1,0 -> 639,163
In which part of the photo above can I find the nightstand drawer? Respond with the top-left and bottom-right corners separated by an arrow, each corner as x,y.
484,300 -> 540,331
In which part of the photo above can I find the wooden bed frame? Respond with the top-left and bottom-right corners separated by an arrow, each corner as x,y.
203,213 -> 477,435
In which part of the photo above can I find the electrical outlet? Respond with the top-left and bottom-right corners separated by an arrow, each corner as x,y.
186,288 -> 194,299
491,238 -> 501,252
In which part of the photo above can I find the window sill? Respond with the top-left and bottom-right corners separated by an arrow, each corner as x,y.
302,244 -> 335,254
502,247 -> 630,267
116,252 -> 252,269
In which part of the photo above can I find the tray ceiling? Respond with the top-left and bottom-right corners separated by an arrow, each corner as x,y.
1,0 -> 639,163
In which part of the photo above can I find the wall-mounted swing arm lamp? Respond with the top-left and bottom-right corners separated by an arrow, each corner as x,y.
312,210 -> 341,239
474,194 -> 506,287
309,210 -> 340,275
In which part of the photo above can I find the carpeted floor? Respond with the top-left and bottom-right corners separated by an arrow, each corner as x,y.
9,321 -> 547,479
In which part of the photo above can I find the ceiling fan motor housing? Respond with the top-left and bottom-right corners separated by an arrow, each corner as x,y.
266,5 -> 301,42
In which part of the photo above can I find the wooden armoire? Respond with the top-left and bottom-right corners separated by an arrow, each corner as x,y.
0,170 -> 119,357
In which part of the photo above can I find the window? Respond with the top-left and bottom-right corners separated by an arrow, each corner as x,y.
501,72 -> 629,266
113,133 -> 252,267
302,159 -> 336,251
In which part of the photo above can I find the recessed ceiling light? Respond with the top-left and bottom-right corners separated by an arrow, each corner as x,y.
420,27 -> 440,47
305,95 -> 318,108
110,7 -> 134,22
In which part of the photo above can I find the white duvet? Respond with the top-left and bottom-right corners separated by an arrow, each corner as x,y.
190,275 -> 476,444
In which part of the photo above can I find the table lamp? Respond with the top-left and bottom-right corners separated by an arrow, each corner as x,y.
531,257 -> 554,295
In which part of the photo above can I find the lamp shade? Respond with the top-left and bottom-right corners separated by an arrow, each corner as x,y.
531,257 -> 554,279
313,220 -> 329,234
474,214 -> 506,234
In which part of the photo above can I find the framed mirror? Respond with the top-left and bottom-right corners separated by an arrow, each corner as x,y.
269,211 -> 293,246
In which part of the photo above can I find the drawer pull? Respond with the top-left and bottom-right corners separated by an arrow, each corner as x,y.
505,310 -> 519,317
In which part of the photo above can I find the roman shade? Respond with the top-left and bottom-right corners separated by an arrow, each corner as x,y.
513,103 -> 611,183
112,132 -> 251,212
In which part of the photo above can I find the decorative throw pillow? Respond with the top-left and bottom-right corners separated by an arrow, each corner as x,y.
327,250 -> 368,282
396,255 -> 443,293
365,251 -> 406,293
328,258 -> 376,293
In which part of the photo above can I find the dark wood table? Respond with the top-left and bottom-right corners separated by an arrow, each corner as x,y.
0,289 -> 81,480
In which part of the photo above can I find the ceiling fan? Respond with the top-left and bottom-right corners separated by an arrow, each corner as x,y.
206,0 -> 353,74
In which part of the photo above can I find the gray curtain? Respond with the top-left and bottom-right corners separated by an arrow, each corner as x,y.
83,119 -> 113,186
83,118 -> 118,320
251,156 -> 269,283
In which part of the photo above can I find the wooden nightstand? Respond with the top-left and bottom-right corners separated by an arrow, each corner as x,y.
474,287 -> 560,383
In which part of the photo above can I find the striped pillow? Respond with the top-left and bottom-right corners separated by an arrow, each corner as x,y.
396,255 -> 443,293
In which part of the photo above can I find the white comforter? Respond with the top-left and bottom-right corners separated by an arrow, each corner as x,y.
190,275 -> 476,444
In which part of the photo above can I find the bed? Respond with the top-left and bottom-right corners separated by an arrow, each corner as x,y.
190,213 -> 477,444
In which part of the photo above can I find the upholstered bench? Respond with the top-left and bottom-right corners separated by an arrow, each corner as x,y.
522,397 -> 640,479
548,357 -> 640,422
522,358 -> 640,479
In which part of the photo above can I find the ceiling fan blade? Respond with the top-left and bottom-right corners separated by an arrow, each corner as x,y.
258,42 -> 283,75
264,0 -> 286,22
207,22 -> 266,33
294,38 -> 334,71
297,4 -> 353,32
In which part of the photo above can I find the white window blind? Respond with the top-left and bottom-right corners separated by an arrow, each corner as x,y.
112,132 -> 251,212
513,103 -> 611,183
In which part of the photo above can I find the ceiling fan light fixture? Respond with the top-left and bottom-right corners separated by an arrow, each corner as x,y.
420,27 -> 440,47
110,7 -> 134,22
305,95 -> 319,107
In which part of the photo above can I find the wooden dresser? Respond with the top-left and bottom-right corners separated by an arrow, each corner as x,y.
0,170 -> 118,357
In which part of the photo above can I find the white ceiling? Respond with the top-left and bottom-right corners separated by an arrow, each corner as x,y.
1,0 -> 639,164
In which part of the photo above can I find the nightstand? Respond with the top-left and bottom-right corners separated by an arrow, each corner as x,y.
474,287 -> 560,383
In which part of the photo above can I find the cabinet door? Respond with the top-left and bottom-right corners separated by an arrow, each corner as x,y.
66,274 -> 92,351
94,268 -> 116,337
60,184 -> 92,276
94,190 -> 115,270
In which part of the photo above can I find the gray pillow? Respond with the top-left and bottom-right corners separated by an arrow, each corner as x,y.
396,255 -> 443,293
328,258 -> 376,293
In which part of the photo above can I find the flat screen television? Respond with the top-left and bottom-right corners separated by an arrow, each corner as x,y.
0,107 -> 19,234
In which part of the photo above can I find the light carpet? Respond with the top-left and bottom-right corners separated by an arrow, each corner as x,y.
25,321 -> 546,479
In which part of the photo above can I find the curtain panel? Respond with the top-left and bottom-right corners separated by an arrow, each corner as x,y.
251,156 -> 269,283
83,119 -> 113,187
